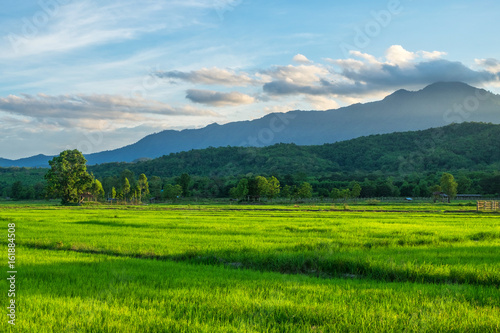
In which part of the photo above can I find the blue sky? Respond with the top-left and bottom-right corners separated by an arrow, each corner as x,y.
0,0 -> 499,159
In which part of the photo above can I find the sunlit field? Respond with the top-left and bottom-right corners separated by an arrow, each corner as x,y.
1,202 -> 499,332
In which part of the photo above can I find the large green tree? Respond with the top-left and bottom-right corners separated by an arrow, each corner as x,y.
255,176 -> 269,198
90,179 -> 105,201
122,177 -> 131,201
440,173 -> 458,200
45,150 -> 93,204
138,173 -> 149,201
267,176 -> 281,200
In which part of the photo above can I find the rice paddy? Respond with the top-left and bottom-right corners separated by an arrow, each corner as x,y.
1,202 -> 499,332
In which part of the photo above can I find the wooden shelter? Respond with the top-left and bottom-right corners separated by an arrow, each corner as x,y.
477,201 -> 500,211
79,192 -> 95,203
432,191 -> 449,203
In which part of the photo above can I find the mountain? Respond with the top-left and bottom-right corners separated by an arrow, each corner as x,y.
0,154 -> 53,168
1,82 -> 499,167
88,122 -> 500,178
84,82 -> 500,164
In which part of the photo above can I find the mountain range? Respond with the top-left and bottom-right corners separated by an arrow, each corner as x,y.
1,82 -> 499,168
88,122 -> 500,179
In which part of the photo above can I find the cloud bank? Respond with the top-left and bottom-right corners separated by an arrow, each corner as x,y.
0,93 -> 218,130
154,45 -> 500,105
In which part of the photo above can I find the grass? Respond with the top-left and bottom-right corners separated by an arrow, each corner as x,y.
0,202 -> 499,332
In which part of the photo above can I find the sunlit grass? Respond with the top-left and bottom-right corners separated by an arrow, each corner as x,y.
0,203 -> 498,331
2,247 -> 498,332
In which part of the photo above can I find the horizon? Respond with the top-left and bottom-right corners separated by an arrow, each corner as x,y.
1,1 -> 500,159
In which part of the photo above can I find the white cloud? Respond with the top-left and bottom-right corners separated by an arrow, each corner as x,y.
475,58 -> 500,73
186,89 -> 255,106
260,64 -> 329,84
349,51 -> 380,65
385,45 -> 417,66
264,45 -> 498,97
292,54 -> 312,64
305,95 -> 339,110
155,67 -> 259,86
420,50 -> 447,60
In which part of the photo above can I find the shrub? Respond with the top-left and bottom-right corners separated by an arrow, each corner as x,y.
366,199 -> 380,205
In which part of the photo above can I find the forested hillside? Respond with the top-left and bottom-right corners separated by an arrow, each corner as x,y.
89,122 -> 500,178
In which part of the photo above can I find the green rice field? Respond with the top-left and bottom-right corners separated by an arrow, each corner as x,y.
1,202 -> 499,332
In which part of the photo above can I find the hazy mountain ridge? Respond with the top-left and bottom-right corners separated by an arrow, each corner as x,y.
1,82 -> 499,168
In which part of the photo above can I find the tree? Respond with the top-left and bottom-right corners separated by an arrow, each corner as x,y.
440,173 -> 458,200
297,182 -> 313,199
281,185 -> 295,200
10,181 -> 23,200
247,178 -> 258,200
132,185 -> 141,204
90,179 -> 105,201
138,173 -> 149,201
25,186 -> 35,200
34,182 -> 46,199
361,179 -> 377,197
230,178 -> 249,200
457,175 -> 472,194
318,188 -> 330,198
255,176 -> 269,199
351,182 -> 362,200
177,173 -> 191,197
340,188 -> 351,202
267,176 -> 280,200
45,150 -> 93,205
429,184 -> 442,193
229,187 -> 238,199
111,187 -> 116,199
122,177 -> 131,201
330,188 -> 342,201
149,176 -> 162,199
399,181 -> 414,197
120,169 -> 136,188
163,184 -> 182,201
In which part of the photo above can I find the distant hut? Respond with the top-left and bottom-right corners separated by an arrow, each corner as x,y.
80,192 -> 95,203
432,191 -> 449,203
455,194 -> 482,200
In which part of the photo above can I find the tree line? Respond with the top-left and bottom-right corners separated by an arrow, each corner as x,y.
15,150 -> 485,205
0,149 -> 498,203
